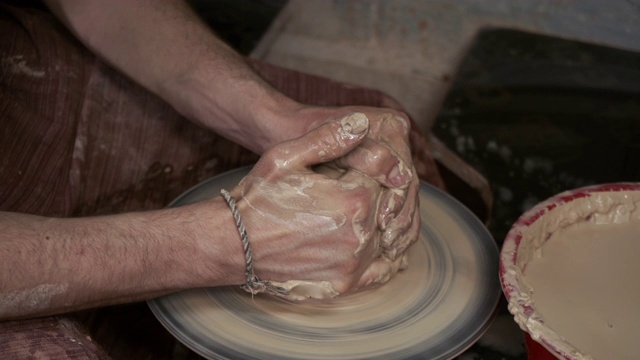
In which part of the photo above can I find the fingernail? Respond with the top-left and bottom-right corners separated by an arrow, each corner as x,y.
341,113 -> 369,135
389,164 -> 411,188
389,165 -> 401,184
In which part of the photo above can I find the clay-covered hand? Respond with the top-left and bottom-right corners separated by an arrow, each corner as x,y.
289,106 -> 414,189
286,106 -> 421,261
229,113 -> 406,300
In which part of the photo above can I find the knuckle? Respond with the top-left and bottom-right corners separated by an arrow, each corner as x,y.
393,113 -> 411,136
256,148 -> 293,177
367,144 -> 388,164
333,279 -> 352,294
314,127 -> 342,153
382,111 -> 411,138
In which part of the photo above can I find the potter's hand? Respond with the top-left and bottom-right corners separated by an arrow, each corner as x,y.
288,107 -> 421,261
291,107 -> 414,189
229,114 -> 400,298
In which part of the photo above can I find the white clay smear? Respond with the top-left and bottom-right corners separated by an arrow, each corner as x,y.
524,220 -> 640,360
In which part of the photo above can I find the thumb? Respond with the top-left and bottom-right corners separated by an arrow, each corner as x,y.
285,112 -> 369,168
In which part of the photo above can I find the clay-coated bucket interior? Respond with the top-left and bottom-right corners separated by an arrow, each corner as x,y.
499,183 -> 640,360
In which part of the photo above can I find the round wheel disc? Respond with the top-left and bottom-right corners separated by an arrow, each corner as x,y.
148,167 -> 500,360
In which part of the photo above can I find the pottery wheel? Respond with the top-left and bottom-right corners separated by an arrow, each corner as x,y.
148,167 -> 500,360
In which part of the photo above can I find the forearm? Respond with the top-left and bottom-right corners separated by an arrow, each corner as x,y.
0,199 -> 244,320
44,0 -> 303,153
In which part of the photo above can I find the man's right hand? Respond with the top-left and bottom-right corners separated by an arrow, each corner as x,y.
229,113 -> 412,298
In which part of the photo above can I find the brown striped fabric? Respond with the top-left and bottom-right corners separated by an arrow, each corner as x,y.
0,4 -> 443,359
